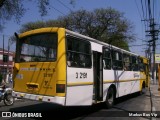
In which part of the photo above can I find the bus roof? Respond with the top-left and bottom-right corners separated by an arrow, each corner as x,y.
19,27 -> 140,57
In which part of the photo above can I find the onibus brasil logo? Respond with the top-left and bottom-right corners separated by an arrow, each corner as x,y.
1,112 -> 42,118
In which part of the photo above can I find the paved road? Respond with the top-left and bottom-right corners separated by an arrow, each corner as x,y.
0,83 -> 160,120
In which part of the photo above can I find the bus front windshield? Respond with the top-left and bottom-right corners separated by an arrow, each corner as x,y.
18,33 -> 58,62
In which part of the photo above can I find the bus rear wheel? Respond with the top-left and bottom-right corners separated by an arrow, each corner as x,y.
105,87 -> 115,108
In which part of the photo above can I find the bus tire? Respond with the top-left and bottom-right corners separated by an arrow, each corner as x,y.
105,87 -> 115,108
140,82 -> 146,94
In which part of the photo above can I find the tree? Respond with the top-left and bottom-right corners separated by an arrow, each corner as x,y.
19,20 -> 61,32
0,0 -> 74,31
16,8 -> 135,51
59,8 -> 135,50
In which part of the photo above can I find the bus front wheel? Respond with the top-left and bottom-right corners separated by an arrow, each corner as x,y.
105,87 -> 115,108
140,82 -> 146,94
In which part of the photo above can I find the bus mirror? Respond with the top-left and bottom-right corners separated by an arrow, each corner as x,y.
14,32 -> 19,39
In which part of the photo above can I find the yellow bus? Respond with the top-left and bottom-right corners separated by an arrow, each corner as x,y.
13,27 -> 149,108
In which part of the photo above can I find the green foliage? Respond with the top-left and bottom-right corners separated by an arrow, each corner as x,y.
0,0 -> 48,31
60,8 -> 135,50
0,0 -> 75,31
19,20 -> 62,33
17,8 -> 135,51
0,0 -> 25,31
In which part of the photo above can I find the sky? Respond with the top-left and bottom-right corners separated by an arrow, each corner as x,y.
1,0 -> 160,57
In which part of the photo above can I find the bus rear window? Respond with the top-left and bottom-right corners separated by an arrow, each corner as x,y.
18,33 -> 57,62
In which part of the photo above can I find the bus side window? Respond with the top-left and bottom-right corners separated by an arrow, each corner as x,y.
139,58 -> 145,72
67,39 -> 73,66
103,48 -> 111,70
123,54 -> 131,71
67,52 -> 73,66
112,50 -> 123,70
67,36 -> 91,68
131,56 -> 139,71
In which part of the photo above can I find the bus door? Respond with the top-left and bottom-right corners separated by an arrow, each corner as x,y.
93,51 -> 103,102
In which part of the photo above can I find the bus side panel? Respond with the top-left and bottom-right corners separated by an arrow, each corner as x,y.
103,70 -> 141,99
65,67 -> 93,105
118,80 -> 140,97
118,71 -> 140,96
103,70 -> 115,100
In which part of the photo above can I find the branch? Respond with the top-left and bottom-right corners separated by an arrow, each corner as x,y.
0,0 -> 6,8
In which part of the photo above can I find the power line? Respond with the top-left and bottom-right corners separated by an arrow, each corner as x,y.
137,0 -> 160,84
144,0 -> 148,20
146,0 -> 159,84
135,1 -> 148,42
141,0 -> 148,30
49,4 -> 66,16
148,0 -> 152,20
129,44 -> 148,47
141,0 -> 145,20
134,36 -> 146,41
56,0 -> 78,19
135,0 -> 143,20
144,0 -> 149,30
120,44 -> 148,48
57,0 -> 73,12
152,0 -> 155,19
156,0 -> 160,25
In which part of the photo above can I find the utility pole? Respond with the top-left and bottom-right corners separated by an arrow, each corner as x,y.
146,20 -> 159,84
145,0 -> 160,84
152,22 -> 159,84
2,34 -> 5,81
7,38 -> 10,74
158,64 -> 160,91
